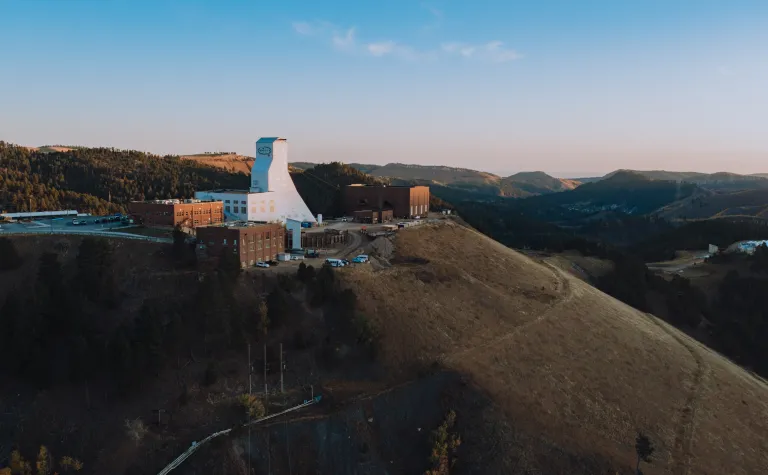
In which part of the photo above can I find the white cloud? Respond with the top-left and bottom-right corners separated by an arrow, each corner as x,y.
292,20 -> 522,64
332,27 -> 356,50
483,41 -> 522,62
441,42 -> 476,58
292,21 -> 315,36
443,40 -> 521,63
367,41 -> 396,57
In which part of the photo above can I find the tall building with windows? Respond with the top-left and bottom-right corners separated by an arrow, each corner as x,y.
196,222 -> 285,267
194,137 -> 316,224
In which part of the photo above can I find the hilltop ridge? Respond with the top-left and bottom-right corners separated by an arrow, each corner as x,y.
340,220 -> 768,473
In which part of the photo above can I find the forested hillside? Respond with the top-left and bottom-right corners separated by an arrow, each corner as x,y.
0,142 -> 246,215
290,162 -> 386,216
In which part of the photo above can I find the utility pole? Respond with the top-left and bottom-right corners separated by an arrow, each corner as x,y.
264,344 -> 268,406
280,343 -> 284,394
248,343 -> 252,475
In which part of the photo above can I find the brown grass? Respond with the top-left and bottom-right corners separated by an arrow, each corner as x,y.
339,221 -> 768,474
181,153 -> 253,175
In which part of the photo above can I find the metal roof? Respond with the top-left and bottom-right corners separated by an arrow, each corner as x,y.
256,137 -> 285,143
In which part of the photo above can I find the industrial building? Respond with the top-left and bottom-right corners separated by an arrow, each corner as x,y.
196,222 -> 285,267
342,184 -> 430,219
194,137 -> 316,224
352,209 -> 394,224
128,199 -> 223,229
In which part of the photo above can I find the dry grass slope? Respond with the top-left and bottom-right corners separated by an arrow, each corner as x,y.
341,221 -> 768,474
181,153 -> 254,175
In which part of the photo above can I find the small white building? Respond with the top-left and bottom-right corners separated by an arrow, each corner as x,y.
195,138 -> 316,224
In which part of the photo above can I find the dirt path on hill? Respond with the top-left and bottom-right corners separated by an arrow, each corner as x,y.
440,259 -> 574,366
642,314 -> 708,475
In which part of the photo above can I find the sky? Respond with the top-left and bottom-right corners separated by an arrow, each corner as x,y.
1,0 -> 768,177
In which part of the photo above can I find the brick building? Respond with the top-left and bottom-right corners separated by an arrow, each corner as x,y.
196,222 -> 285,267
342,185 -> 429,219
128,199 -> 223,229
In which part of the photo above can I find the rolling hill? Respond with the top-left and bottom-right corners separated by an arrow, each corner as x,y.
604,169 -> 768,191
290,162 -> 583,198
655,188 -> 768,220
341,221 -> 768,474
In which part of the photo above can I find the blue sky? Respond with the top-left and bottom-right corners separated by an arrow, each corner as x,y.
1,0 -> 767,176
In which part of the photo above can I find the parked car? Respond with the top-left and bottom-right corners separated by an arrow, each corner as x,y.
325,258 -> 345,267
290,255 -> 304,261
255,262 -> 270,268
352,254 -> 369,263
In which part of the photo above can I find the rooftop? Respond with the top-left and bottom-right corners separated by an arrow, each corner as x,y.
256,137 -> 286,144
199,221 -> 282,230
131,198 -> 220,205
346,184 -> 428,189
198,189 -> 275,195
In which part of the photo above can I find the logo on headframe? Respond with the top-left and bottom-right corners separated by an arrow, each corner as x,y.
257,146 -> 272,157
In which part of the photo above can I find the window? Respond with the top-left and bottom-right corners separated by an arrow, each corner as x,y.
223,239 -> 227,245
234,239 -> 237,246
225,206 -> 230,213
241,200 -> 246,205
208,241 -> 214,245
269,200 -> 275,213
241,207 -> 247,214
225,200 -> 230,204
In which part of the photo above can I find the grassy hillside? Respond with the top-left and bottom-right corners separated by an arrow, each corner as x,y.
656,189 -> 768,221
341,221 -> 768,474
181,152 -> 253,175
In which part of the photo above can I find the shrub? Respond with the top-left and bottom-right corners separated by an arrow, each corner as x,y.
425,410 -> 461,475
239,394 -> 266,419
124,418 -> 149,445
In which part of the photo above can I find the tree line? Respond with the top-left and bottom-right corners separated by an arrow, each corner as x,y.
0,142 -> 246,215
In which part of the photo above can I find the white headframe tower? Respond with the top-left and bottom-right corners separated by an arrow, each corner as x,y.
195,137 -> 316,224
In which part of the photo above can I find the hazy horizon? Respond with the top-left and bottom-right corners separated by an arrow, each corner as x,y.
2,0 -> 767,176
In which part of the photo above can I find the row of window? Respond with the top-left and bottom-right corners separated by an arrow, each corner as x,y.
410,204 -> 427,215
224,200 -> 248,205
224,205 -> 277,215
175,208 -> 221,217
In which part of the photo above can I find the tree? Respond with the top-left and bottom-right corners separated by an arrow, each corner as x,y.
218,250 -> 242,282
0,237 -> 23,271
635,432 -> 654,474
259,298 -> 269,338
172,226 -> 187,261
35,446 -> 51,475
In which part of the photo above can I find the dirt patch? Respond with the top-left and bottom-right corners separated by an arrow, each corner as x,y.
369,236 -> 394,261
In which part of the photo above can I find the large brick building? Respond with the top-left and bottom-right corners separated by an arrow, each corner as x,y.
128,199 -> 223,229
342,185 -> 429,219
196,222 -> 285,267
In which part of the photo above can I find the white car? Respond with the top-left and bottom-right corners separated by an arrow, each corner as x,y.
255,262 -> 270,268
